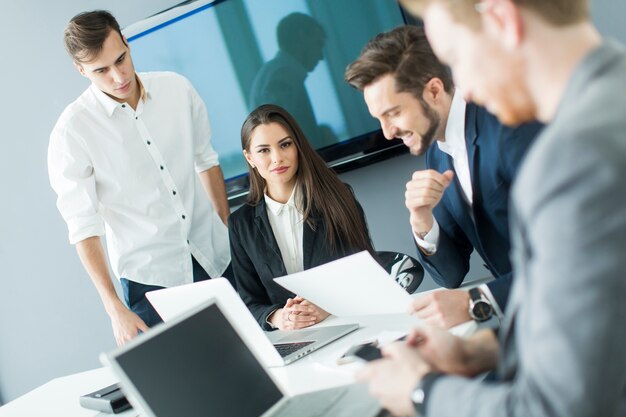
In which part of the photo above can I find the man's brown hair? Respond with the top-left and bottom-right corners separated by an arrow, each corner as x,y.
64,10 -> 125,63
400,0 -> 589,28
345,25 -> 454,101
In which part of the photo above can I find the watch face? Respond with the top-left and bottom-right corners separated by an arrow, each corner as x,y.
471,300 -> 493,321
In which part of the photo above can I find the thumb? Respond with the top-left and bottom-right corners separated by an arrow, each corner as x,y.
442,170 -> 455,187
406,326 -> 429,347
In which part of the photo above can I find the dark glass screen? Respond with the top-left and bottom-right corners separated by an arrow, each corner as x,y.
115,303 -> 283,417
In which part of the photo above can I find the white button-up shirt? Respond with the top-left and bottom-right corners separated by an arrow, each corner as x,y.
415,92 -> 471,254
48,72 -> 230,287
264,186 -> 304,275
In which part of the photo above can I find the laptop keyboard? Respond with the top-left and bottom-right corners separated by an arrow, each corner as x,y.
274,341 -> 315,357
270,387 -> 347,417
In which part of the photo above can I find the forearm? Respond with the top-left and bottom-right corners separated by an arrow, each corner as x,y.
460,329 -> 500,376
75,236 -> 125,316
199,165 -> 229,224
247,299 -> 281,330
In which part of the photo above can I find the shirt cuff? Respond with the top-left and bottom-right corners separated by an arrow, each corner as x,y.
68,218 -> 106,245
413,217 -> 440,255
265,308 -> 280,329
195,157 -> 219,173
478,284 -> 504,319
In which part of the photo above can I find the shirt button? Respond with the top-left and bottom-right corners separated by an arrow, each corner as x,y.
147,141 -> 151,145
182,215 -> 186,220
121,104 -> 126,108
187,240 -> 190,244
135,116 -> 138,120
172,190 -> 176,195
160,165 -> 164,170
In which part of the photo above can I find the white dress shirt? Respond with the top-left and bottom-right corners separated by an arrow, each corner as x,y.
415,92 -> 471,253
264,186 -> 304,275
48,72 -> 230,287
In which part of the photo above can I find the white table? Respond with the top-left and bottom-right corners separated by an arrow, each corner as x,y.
0,313 -> 474,417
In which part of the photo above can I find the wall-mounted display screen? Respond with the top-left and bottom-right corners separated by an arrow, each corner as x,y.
125,0 -> 407,200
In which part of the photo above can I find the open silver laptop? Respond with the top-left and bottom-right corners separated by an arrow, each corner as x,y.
146,278 -> 358,366
101,299 -> 382,417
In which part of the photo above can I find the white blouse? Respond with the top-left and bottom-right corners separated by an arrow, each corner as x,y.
264,186 -> 304,274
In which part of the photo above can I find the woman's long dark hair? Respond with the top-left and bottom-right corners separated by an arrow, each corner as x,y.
241,104 -> 375,255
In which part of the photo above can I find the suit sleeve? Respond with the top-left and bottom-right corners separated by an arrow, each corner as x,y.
425,132 -> 626,417
415,149 -> 475,288
483,121 -> 542,310
484,272 -> 511,311
416,208 -> 474,288
228,215 -> 282,330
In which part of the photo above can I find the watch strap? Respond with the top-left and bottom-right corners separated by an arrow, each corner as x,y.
413,372 -> 442,415
469,287 -> 482,302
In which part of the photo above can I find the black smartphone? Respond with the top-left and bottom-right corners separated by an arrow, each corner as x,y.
337,340 -> 379,364
352,343 -> 383,362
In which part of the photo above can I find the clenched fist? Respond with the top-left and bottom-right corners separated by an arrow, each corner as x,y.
405,169 -> 454,234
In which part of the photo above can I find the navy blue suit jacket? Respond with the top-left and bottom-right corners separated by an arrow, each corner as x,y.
418,103 -> 542,311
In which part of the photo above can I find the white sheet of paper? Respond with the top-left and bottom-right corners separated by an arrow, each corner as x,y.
273,251 -> 413,316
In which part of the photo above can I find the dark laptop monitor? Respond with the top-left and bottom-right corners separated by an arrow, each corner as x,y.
108,302 -> 283,417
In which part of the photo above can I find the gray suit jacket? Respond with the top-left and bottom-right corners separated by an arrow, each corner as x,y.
427,40 -> 626,417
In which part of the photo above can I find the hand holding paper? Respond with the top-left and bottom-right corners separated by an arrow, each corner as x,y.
274,251 -> 413,316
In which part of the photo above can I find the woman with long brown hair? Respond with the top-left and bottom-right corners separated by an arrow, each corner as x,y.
229,104 -> 374,331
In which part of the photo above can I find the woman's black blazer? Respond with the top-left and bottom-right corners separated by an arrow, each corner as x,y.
228,196 -> 370,330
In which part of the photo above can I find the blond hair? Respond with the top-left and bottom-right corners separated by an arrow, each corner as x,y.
401,0 -> 589,29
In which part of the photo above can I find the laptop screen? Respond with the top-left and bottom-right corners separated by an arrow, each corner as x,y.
113,303 -> 283,417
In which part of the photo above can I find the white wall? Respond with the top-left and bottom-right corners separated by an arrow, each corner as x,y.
0,0 -> 624,405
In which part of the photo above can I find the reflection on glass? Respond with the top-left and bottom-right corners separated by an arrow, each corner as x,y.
126,0 -> 405,192
248,13 -> 337,149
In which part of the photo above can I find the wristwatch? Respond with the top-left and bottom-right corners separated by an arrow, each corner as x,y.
468,288 -> 493,322
411,380 -> 426,416
411,372 -> 441,416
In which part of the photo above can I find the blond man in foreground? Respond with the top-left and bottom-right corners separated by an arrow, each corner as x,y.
357,1 -> 626,416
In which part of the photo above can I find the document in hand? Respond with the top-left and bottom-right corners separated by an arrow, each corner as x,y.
273,251 -> 413,316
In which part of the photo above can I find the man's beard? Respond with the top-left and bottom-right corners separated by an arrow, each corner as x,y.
411,99 -> 441,155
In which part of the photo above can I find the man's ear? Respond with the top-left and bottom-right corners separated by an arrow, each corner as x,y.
422,77 -> 446,105
73,61 -> 87,77
481,0 -> 524,50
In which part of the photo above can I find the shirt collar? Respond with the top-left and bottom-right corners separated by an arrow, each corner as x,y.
438,91 -> 467,157
90,73 -> 149,117
264,184 -> 300,216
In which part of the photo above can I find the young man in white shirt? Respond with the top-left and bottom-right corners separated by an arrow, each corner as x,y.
346,26 -> 542,329
48,10 -> 231,345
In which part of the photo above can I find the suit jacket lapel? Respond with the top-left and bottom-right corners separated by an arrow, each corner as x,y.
441,149 -> 474,230
465,103 -> 482,207
254,201 -> 287,276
